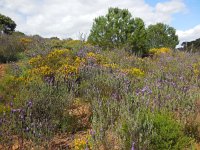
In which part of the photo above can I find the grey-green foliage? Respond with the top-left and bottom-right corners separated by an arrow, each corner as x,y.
88,7 -> 135,49
147,23 -> 179,49
0,34 -> 24,63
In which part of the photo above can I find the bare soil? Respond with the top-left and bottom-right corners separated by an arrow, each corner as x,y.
0,64 -> 6,79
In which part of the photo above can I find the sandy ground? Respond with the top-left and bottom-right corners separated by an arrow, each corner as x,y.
0,64 -> 6,79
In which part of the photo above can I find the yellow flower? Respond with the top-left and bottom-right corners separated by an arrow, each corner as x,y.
39,65 -> 53,75
59,64 -> 78,76
20,38 -> 32,44
47,49 -> 69,60
29,55 -> 43,67
86,52 -> 108,64
193,62 -> 200,77
74,57 -> 85,67
121,68 -> 145,77
74,138 -> 87,150
16,76 -> 24,82
149,47 -> 171,55
194,69 -> 199,76
103,63 -> 119,69
86,52 -> 96,58
30,65 -> 53,76
73,131 -> 92,150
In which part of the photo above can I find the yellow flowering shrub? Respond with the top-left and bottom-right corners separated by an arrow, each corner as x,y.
74,138 -> 87,150
59,64 -> 78,76
16,76 -> 25,82
28,49 -> 77,78
73,132 -> 92,150
74,57 -> 86,67
46,49 -> 70,68
20,38 -> 32,45
193,62 -> 200,77
30,65 -> 53,76
47,49 -> 69,60
121,68 -> 145,77
29,55 -> 43,67
149,47 -> 171,55
86,52 -> 109,64
86,52 -> 96,58
15,75 -> 35,85
129,68 -> 145,77
103,63 -> 119,69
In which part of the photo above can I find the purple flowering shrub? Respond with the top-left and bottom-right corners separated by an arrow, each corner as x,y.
0,46 -> 199,149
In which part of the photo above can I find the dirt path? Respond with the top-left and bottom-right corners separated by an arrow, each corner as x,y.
0,64 -> 6,79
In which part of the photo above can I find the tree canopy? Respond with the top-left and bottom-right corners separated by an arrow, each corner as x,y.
0,13 -> 16,34
128,17 -> 147,54
88,7 -> 179,55
88,7 -> 135,49
146,23 -> 179,49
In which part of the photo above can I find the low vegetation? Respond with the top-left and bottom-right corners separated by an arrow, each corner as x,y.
0,8 -> 200,150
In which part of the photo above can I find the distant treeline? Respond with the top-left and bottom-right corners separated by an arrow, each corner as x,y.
180,38 -> 200,52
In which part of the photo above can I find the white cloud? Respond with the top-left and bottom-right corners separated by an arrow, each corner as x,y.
156,0 -> 186,14
154,0 -> 186,24
177,25 -> 200,46
0,0 -> 186,39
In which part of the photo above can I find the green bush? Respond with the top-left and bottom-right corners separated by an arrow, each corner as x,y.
149,112 -> 193,150
0,78 -> 77,147
0,34 -> 25,63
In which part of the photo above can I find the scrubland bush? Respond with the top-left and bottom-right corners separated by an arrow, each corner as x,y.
0,45 -> 200,149
0,34 -> 25,62
0,11 -> 199,149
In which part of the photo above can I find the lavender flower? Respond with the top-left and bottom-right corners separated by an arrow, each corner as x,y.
141,86 -> 152,95
11,109 -> 21,113
25,127 -> 29,132
27,100 -> 33,108
10,102 -> 13,107
131,142 -> 135,150
90,129 -> 95,139
85,141 -> 89,150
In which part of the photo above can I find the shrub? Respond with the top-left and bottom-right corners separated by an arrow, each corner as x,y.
0,34 -> 25,62
88,7 -> 148,55
0,78 -> 76,147
149,112 -> 193,150
0,44 -> 199,149
149,47 -> 171,56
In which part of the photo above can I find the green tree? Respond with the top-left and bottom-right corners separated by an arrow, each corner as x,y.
146,23 -> 179,49
128,18 -> 148,55
88,7 -> 135,49
0,13 -> 16,34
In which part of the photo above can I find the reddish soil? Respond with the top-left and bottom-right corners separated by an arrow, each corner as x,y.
0,64 -> 6,79
0,102 -> 92,150
0,64 -> 199,149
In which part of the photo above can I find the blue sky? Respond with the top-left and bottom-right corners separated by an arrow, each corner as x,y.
0,0 -> 200,45
146,0 -> 200,30
172,0 -> 200,30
